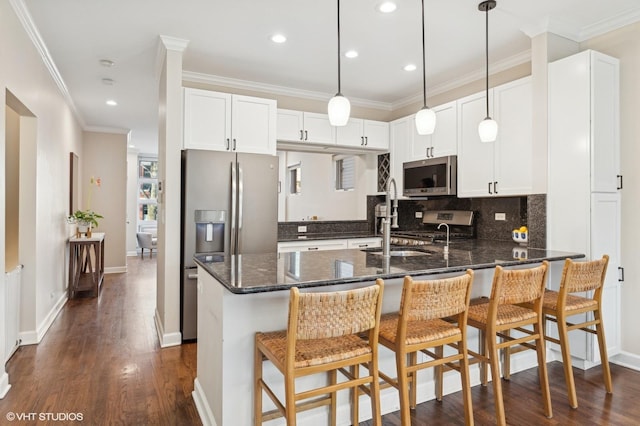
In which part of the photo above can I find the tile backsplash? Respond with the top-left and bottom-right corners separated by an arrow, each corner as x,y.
367,194 -> 546,248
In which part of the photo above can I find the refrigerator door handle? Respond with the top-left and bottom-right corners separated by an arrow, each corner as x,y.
230,161 -> 237,255
237,163 -> 244,254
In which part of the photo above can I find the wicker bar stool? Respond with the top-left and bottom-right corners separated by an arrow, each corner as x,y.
467,261 -> 552,426
254,280 -> 384,426
378,271 -> 475,426
505,255 -> 611,409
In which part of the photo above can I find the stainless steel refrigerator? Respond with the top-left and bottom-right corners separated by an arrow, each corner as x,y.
180,149 -> 279,341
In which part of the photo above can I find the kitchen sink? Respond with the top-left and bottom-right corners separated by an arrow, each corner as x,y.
365,249 -> 432,257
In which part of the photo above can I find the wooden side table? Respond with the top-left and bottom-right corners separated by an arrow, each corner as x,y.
68,233 -> 105,298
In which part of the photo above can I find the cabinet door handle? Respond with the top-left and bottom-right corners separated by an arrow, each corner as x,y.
299,130 -> 304,140
365,136 -> 368,146
307,247 -> 319,251
304,130 -> 308,141
426,148 -> 430,158
488,182 -> 493,194
494,181 -> 498,194
361,136 -> 365,146
358,244 -> 368,248
617,175 -> 623,190
619,266 -> 624,282
233,138 -> 237,151
431,147 -> 434,157
226,138 -> 230,150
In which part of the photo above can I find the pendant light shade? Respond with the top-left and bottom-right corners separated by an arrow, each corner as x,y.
416,107 -> 436,135
478,0 -> 497,142
328,93 -> 351,126
328,0 -> 350,126
478,117 -> 498,142
415,0 -> 436,135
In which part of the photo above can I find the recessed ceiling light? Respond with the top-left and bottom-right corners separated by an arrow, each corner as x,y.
102,78 -> 114,85
106,99 -> 118,106
404,64 -> 417,72
271,34 -> 287,43
378,1 -> 397,13
99,59 -> 115,67
345,50 -> 358,59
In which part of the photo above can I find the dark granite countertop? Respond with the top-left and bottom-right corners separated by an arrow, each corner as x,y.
194,240 -> 584,294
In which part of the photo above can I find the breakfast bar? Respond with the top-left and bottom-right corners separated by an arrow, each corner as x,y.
191,240 -> 583,426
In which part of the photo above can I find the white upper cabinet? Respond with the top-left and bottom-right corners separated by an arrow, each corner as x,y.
457,76 -> 533,197
388,116 -> 412,196
183,89 -> 232,151
277,109 -> 336,145
183,88 -> 276,155
336,118 -> 389,150
410,101 -> 457,160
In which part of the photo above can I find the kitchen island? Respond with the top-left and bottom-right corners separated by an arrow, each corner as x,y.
192,240 -> 583,426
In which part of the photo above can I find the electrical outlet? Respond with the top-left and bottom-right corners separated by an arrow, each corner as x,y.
495,213 -> 506,221
297,225 -> 307,233
415,211 -> 423,219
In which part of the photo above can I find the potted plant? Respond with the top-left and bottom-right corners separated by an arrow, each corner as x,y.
67,210 -> 103,237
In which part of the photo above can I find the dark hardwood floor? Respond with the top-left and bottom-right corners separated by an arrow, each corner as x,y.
1,256 -> 639,425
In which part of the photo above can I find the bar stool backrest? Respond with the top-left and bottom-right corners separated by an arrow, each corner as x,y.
400,273 -> 473,322
560,255 -> 609,294
491,263 -> 548,306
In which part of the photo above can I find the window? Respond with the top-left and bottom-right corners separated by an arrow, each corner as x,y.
288,163 -> 301,194
335,155 -> 355,191
138,157 -> 158,230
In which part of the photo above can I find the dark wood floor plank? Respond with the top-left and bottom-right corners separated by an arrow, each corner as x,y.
1,256 -> 639,425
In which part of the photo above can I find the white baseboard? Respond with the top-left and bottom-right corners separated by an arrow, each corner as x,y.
192,378 -> 216,426
0,372 -> 10,399
153,308 -> 182,348
19,292 -> 68,346
126,251 -> 139,257
105,266 -> 127,274
611,351 -> 640,371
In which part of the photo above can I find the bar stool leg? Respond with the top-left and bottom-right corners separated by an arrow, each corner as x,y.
350,365 -> 359,426
459,336 -> 474,426
285,374 -> 297,426
409,351 -> 418,408
487,333 -> 506,426
502,329 -> 511,380
396,350 -> 411,426
534,321 -> 553,418
556,311 -> 578,409
435,346 -> 444,401
254,340 -> 263,426
595,310 -> 613,394
480,330 -> 488,386
329,370 -> 337,426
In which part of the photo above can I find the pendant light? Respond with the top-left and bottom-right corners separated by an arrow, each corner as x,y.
478,0 -> 498,142
328,0 -> 351,126
415,0 -> 436,135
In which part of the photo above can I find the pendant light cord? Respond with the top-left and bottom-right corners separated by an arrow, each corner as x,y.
484,4 -> 490,118
337,0 -> 342,95
421,0 -> 427,108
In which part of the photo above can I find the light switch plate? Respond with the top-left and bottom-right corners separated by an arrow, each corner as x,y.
298,225 -> 307,233
495,213 -> 506,221
415,211 -> 423,219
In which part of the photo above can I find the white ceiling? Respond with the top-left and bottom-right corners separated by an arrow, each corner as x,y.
18,0 -> 640,154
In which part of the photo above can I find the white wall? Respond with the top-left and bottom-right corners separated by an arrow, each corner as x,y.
281,151 -> 375,221
126,149 -> 140,256
82,131 -> 128,271
1,1 -> 83,388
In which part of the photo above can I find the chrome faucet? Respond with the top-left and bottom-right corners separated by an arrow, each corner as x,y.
438,222 -> 450,255
382,178 -> 399,258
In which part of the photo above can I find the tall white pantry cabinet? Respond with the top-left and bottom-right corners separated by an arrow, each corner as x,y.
547,49 -> 622,366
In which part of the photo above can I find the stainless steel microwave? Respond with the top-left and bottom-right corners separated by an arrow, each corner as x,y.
402,155 -> 457,197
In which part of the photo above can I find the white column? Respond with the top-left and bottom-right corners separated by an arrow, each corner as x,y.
155,35 -> 189,347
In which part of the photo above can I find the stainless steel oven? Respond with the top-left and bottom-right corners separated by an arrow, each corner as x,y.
402,155 -> 457,197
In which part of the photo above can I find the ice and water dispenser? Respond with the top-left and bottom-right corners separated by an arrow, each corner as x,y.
194,210 -> 225,255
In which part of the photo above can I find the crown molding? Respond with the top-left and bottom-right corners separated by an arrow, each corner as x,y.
155,35 -> 190,82
182,71 -> 393,111
521,7 -> 640,41
84,125 -> 131,135
10,0 -> 85,128
391,49 -> 532,110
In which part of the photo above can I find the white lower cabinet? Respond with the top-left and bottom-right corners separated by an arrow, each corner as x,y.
277,237 -> 381,253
